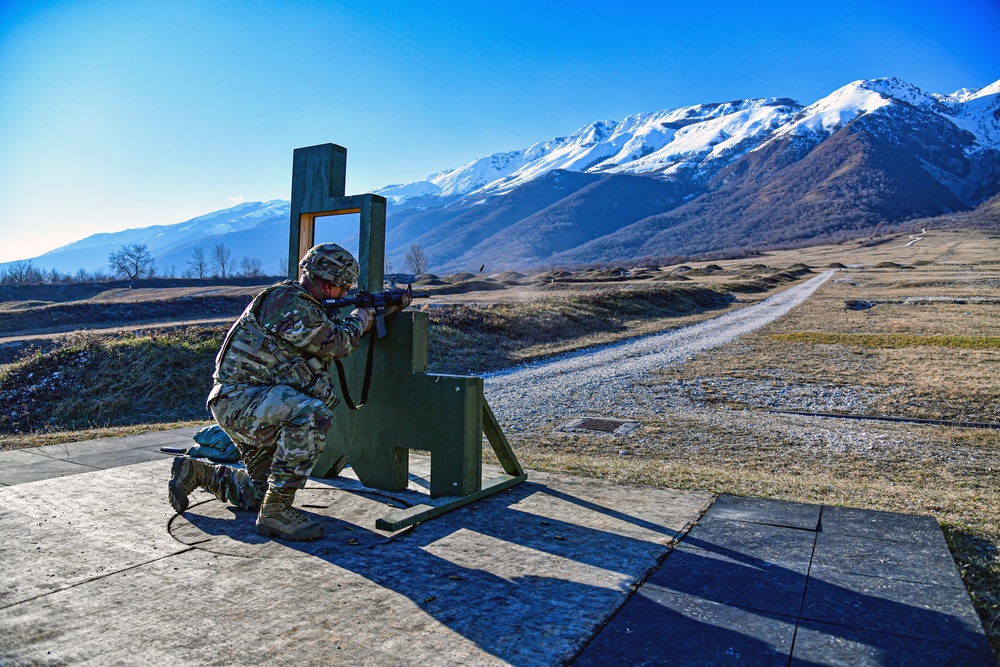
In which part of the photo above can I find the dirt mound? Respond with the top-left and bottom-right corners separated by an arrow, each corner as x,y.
684,267 -> 720,277
536,270 -> 573,282
0,327 -> 223,434
495,271 -> 528,285
0,294 -> 251,336
432,280 -> 507,295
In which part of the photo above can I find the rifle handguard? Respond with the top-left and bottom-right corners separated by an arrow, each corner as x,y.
322,285 -> 428,338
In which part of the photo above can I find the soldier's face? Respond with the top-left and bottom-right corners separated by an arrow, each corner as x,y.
324,283 -> 349,299
301,274 -> 350,301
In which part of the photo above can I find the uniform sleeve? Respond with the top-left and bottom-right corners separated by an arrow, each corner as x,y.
258,287 -> 367,362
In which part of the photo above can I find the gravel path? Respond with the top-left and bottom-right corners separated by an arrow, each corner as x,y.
484,271 -> 834,424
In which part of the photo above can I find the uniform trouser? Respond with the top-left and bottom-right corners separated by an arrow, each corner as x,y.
206,384 -> 334,509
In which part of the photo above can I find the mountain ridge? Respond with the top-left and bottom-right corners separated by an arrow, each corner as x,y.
5,76 -> 998,276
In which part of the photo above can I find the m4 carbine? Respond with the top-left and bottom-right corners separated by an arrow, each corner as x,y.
322,285 -> 428,338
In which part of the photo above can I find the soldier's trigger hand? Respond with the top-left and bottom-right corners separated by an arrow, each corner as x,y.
350,307 -> 377,333
386,292 -> 412,316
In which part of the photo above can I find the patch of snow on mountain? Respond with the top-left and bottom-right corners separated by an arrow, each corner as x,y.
937,79 -> 1000,104
239,200 -> 290,219
970,79 -> 1000,101
611,99 -> 800,176
861,77 -> 941,109
771,80 -> 892,140
378,179 -> 444,203
939,78 -> 1000,150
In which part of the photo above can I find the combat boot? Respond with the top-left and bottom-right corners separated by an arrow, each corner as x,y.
167,456 -> 210,513
255,488 -> 324,541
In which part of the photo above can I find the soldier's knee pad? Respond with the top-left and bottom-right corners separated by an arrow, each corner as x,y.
287,398 -> 333,433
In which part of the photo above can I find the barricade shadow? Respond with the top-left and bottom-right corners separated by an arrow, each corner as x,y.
178,481 -> 991,666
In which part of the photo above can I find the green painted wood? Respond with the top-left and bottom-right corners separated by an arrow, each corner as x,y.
315,313 -> 484,498
289,144 -> 347,278
483,399 -> 524,477
374,474 -> 528,531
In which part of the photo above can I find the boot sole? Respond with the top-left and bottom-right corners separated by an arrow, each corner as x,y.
167,481 -> 189,514
167,457 -> 189,513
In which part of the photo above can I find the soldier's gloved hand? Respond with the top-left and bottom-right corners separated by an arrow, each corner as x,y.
350,306 -> 377,333
385,292 -> 413,316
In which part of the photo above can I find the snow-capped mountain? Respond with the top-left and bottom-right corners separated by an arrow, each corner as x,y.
379,98 -> 804,205
380,77 -> 997,215
8,76 -> 999,276
382,76 -> 999,270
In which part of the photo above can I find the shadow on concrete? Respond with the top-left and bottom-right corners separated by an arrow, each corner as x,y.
574,519 -> 993,665
176,479 -> 682,666
174,484 -> 994,666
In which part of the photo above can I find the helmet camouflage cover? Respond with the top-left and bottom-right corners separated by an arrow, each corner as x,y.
299,243 -> 359,288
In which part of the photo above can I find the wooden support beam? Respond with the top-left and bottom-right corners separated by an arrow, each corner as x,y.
483,399 -> 524,477
375,473 -> 527,532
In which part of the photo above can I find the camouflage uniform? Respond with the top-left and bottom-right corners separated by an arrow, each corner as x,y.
202,280 -> 368,508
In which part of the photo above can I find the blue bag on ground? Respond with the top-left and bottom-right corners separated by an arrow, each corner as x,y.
188,425 -> 240,463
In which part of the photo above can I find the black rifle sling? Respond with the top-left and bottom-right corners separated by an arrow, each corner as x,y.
334,333 -> 376,410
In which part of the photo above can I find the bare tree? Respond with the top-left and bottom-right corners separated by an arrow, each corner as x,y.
239,256 -> 264,278
75,268 -> 90,282
212,243 -> 233,278
187,247 -> 208,279
278,256 -> 289,278
108,243 -> 154,280
1,260 -> 45,285
404,244 -> 428,275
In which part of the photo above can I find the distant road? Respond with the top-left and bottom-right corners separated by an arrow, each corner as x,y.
484,271 -> 835,422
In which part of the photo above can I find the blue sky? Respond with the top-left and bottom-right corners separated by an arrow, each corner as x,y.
1,0 -> 998,264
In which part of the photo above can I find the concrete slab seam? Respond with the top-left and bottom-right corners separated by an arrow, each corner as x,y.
0,547 -> 198,613
788,506 -> 823,660
569,493 -> 717,660
789,615 -> 990,655
24,457 -> 105,470
2,448 -> 50,458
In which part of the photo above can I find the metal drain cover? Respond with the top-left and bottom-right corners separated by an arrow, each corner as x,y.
560,417 -> 640,435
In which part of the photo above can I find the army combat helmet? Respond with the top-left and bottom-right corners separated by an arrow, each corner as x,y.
299,243 -> 359,289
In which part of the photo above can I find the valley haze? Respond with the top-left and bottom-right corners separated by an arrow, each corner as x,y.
5,76 -> 998,278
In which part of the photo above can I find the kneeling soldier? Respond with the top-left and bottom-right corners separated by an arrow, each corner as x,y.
168,243 -> 409,541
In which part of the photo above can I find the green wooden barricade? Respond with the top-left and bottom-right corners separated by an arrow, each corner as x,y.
286,143 -> 525,531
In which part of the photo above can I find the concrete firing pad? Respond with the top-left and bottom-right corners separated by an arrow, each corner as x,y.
791,620 -> 996,666
0,457 -> 711,666
0,449 -> 100,485
0,426 -> 200,487
707,493 -> 821,530
573,584 -> 798,666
